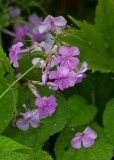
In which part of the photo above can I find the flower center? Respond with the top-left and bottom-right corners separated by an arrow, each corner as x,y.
23,116 -> 30,121
59,77 -> 63,80
64,57 -> 69,60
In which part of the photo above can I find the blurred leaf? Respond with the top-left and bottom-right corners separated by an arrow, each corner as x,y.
95,0 -> 114,54
0,48 -> 17,133
55,123 -> 113,160
0,11 -> 10,28
103,98 -> 114,144
67,95 -> 97,127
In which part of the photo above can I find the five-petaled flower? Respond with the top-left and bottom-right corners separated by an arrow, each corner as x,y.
35,95 -> 57,119
49,66 -> 76,91
71,127 -> 97,149
53,46 -> 80,69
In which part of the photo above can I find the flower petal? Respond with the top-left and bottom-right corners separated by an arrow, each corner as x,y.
59,46 -> 69,56
38,24 -> 51,33
35,97 -> 46,108
39,108 -> 49,118
54,16 -> 67,26
69,47 -> 80,56
16,118 -> 30,131
71,137 -> 82,149
82,137 -> 95,148
83,127 -> 97,139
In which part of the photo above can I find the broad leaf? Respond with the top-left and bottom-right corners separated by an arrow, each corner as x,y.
0,151 -> 30,160
5,86 -> 69,151
0,135 -> 31,151
30,150 -> 53,160
0,48 -> 17,133
103,98 -> 114,144
67,95 -> 97,127
55,123 -> 113,160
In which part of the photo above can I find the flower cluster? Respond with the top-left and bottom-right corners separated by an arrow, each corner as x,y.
71,127 -> 97,149
7,13 -> 97,149
16,94 -> 57,131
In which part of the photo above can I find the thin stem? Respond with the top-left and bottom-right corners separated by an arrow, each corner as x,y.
2,28 -> 17,37
0,59 -> 41,99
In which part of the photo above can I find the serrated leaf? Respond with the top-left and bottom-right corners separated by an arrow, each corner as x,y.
0,135 -> 31,151
55,123 -> 113,160
0,48 -> 17,133
67,95 -> 97,127
60,0 -> 114,73
103,98 -> 114,144
30,150 -> 53,160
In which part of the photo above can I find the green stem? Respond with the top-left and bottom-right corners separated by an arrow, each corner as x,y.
0,60 -> 41,99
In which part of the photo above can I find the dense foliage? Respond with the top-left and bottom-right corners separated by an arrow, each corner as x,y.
0,0 -> 114,159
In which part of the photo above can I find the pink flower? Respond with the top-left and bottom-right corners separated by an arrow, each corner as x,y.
53,46 -> 80,69
35,95 -> 57,119
71,127 -> 97,149
49,66 -> 76,91
75,62 -> 88,83
39,15 -> 67,34
16,109 -> 40,131
9,42 -> 23,68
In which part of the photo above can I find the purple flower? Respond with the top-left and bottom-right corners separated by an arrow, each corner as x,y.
53,46 -> 80,69
39,15 -> 67,34
49,66 -> 76,91
35,95 -> 57,119
71,127 -> 97,149
9,42 -> 23,68
75,62 -> 88,83
16,109 -> 40,131
8,7 -> 21,19
15,25 -> 29,39
28,13 -> 42,25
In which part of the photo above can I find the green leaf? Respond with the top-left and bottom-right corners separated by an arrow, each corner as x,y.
67,95 -> 97,127
30,150 -> 53,160
95,0 -> 114,54
0,135 -> 31,151
0,151 -> 30,160
0,11 -> 10,28
6,86 -> 69,151
0,48 -> 17,133
103,98 -> 114,144
55,123 -> 113,160
60,0 -> 114,73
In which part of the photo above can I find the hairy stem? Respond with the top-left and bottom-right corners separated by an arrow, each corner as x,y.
0,59 -> 41,99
